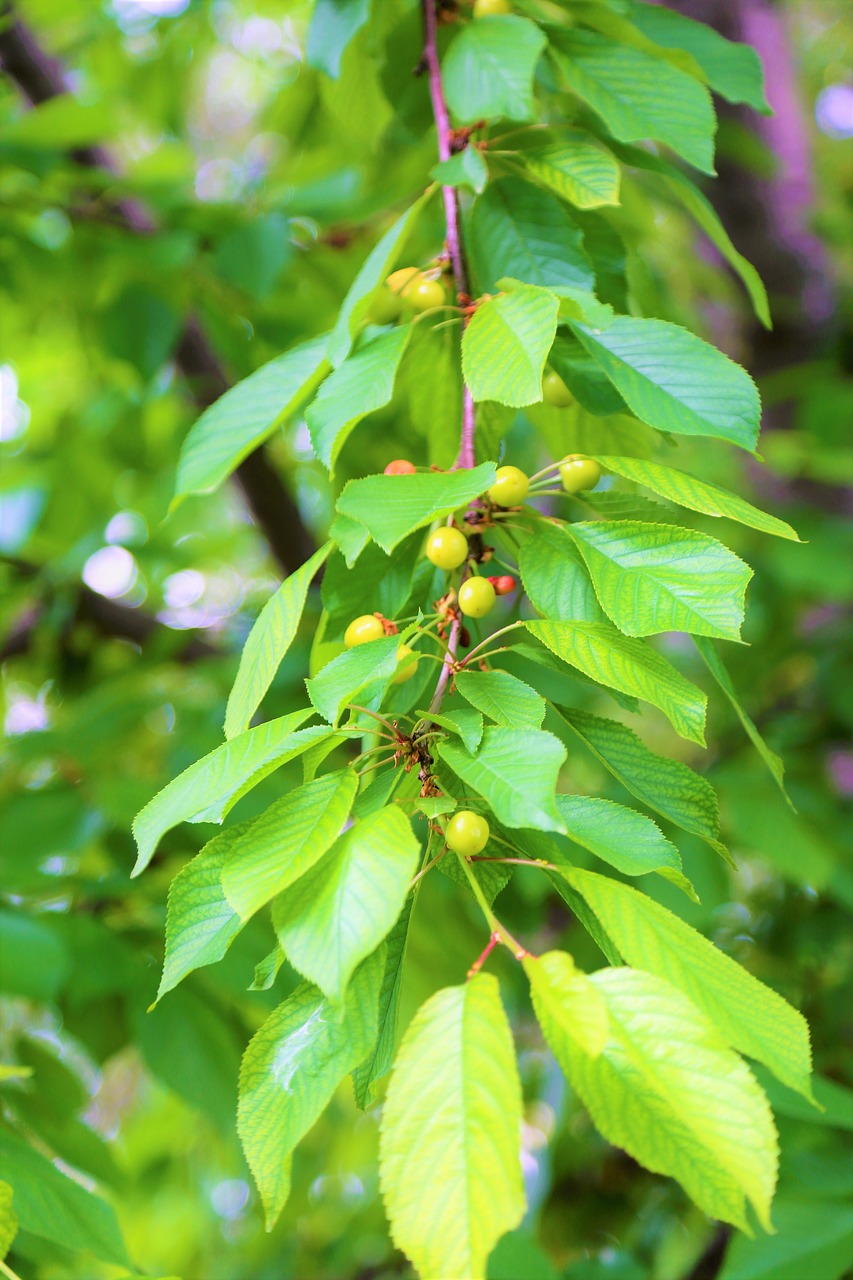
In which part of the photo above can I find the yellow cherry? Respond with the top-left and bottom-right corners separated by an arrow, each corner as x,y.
393,644 -> 418,684
344,614 -> 386,647
457,577 -> 496,618
445,810 -> 490,856
487,465 -> 529,507
474,0 -> 511,14
425,526 -> 469,570
559,455 -> 602,494
542,370 -> 574,407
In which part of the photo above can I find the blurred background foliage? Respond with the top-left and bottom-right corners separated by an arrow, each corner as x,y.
0,1 -> 851,1278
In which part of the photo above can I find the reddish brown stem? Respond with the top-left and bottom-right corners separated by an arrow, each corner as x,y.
468,931 -> 501,978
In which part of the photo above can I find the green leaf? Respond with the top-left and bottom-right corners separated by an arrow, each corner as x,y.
521,133 -> 621,210
556,706 -> 728,858
173,335 -> 330,500
569,316 -> 761,452
720,1196 -> 853,1280
417,706 -> 484,755
379,974 -> 525,1280
132,710 -> 319,875
551,30 -> 716,175
462,285 -> 559,407
329,510 -> 372,566
157,820 -> 253,1002
468,178 -> 594,294
237,949 -> 383,1230
0,1128 -> 128,1265
630,3 -> 771,112
569,519 -> 752,641
527,620 -> 707,744
454,668 -> 545,729
431,145 -> 489,194
336,463 -> 496,554
224,542 -> 333,740
306,635 -> 400,725
352,897 -> 414,1108
544,966 -> 778,1231
0,1181 -> 17,1261
0,910 -> 67,1002
306,0 -> 370,78
443,15 -> 547,124
322,535 -> 420,631
547,332 -> 629,417
693,635 -> 792,806
519,519 -> 606,623
525,950 -> 610,1057
553,794 -> 693,895
437,726 -> 567,833
272,806 -> 420,1003
594,456 -> 798,540
545,872 -> 622,967
221,770 -> 358,921
249,945 -> 285,992
565,867 -> 814,1100
307,327 -> 411,469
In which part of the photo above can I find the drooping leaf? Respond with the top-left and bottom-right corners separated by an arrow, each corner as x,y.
565,867 -> 814,1100
443,15 -> 547,124
306,635 -> 400,725
553,794 -> 693,895
462,284 -> 559,407
352,897 -> 414,1109
380,975 -> 525,1280
526,620 -> 707,744
525,950 -> 609,1057
521,133 -> 621,210
519,518 -> 607,623
272,806 -> 420,1003
335,463 -> 496,554
468,177 -> 594,294
307,327 -> 412,469
132,710 -> 319,875
543,966 -> 778,1231
221,770 -> 358,921
224,542 -> 333,740
453,668 -> 545,729
306,0 -> 371,78
174,335 -> 330,500
238,949 -> 383,1230
437,726 -> 567,833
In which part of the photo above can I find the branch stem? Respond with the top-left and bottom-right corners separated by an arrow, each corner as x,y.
453,848 -> 528,960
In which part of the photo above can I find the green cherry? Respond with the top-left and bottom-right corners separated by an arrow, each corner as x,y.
344,614 -> 386,647
425,526 -> 469,570
457,577 -> 496,618
404,275 -> 447,313
487,464 -> 529,507
542,370 -> 574,407
559,455 -> 602,494
445,810 -> 490,856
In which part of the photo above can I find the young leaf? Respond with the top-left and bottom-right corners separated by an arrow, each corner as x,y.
437,726 -> 567,833
305,635 -> 400,725
525,951 -> 610,1057
249,945 -> 285,992
221,770 -> 358,921
526,620 -> 707,745
565,867 -> 814,1100
431,144 -> 489,194
173,335 -> 330,501
546,967 -> 778,1231
443,15 -> 547,124
306,0 -> 370,78
462,284 -> 559,407
237,949 -> 383,1231
132,710 -> 318,875
568,519 -> 753,641
522,133 -> 621,210
519,519 -> 607,623
307,327 -> 411,469
551,30 -> 717,175
329,511 -> 371,566
379,974 -> 525,1280
468,177 -> 594,294
453,668 -> 546,729
335,463 -> 496,554
569,316 -> 761,452
416,706 -> 484,754
554,794 -> 693,895
224,542 -> 333,740
352,897 -> 414,1109
594,456 -> 799,540
272,806 -> 420,1003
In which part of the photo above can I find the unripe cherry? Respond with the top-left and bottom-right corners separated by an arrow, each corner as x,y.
473,0 -> 511,14
425,526 -> 469,571
393,644 -> 418,684
404,275 -> 447,313
457,576 -> 496,618
367,285 -> 403,325
488,574 -> 516,596
344,614 -> 386,647
386,267 -> 420,297
487,465 -> 529,507
445,810 -> 490,857
542,370 -> 574,407
385,459 -> 416,476
559,455 -> 602,494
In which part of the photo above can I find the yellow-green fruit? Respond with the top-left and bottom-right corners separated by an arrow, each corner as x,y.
445,810 -> 490,856
393,644 -> 418,684
367,285 -> 403,325
344,614 -> 385,647
425,525 -> 469,570
488,464 -> 529,507
386,267 -> 420,297
559,455 -> 602,494
404,275 -> 447,313
473,0 -> 511,14
458,577 -> 496,618
542,370 -> 574,407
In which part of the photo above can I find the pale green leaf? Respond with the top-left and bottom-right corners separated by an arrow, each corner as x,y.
443,15 -> 547,124
569,316 -> 761,452
416,706 -> 484,754
525,950 -> 609,1057
330,510 -> 371,566
0,1180 -> 17,1261
174,335 -> 330,500
522,133 -> 621,209
553,793 -> 692,895
379,974 -> 525,1280
594,456 -> 799,540
237,950 -> 383,1230
352,898 -> 414,1109
306,0 -> 370,78
431,145 -> 489,194
224,542 -> 332,740
518,518 -> 607,622
468,177 -> 594,294
335,463 -> 496,554
249,945 -> 285,992
306,635 -> 400,725
307,327 -> 411,469
132,710 -> 318,875
272,807 -> 420,1003
437,726 -> 567,833
527,620 -> 707,744
453,668 -> 545,729
551,30 -> 716,174
462,285 -> 559,407
566,867 -> 814,1100
569,519 -> 753,641
221,770 -> 358,921
548,966 -> 778,1231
